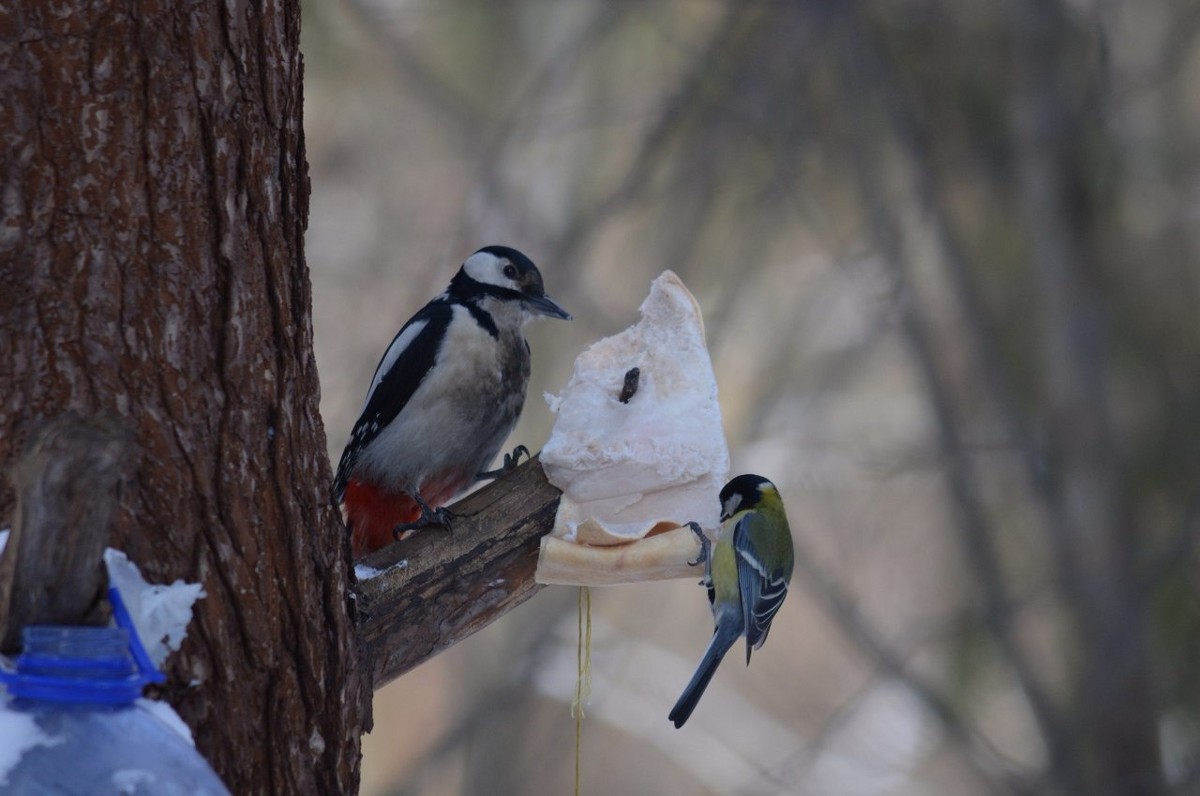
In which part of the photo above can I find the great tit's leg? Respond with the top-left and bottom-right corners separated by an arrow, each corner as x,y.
686,521 -> 711,567
476,445 -> 531,481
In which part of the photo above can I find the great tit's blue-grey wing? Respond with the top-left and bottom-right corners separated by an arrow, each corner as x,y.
734,512 -> 790,661
331,301 -> 453,501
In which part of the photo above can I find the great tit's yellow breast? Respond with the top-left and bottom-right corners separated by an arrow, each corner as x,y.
711,519 -> 743,606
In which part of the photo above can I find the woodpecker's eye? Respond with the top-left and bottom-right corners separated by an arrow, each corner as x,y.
503,263 -> 518,279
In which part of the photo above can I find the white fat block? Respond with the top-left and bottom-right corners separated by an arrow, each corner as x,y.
538,271 -> 729,585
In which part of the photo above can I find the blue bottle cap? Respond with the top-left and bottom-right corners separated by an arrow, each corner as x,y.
0,587 -> 166,705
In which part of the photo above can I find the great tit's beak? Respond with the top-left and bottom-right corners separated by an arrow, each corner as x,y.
526,292 -> 572,320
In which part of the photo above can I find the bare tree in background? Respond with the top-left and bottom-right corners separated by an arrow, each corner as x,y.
0,1 -> 366,792
312,1 -> 1200,794
826,5 -> 1196,792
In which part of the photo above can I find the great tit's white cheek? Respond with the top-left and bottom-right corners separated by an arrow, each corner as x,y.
722,493 -> 742,521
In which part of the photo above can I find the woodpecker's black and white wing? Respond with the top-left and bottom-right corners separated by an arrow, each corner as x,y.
331,300 -> 453,502
733,512 -> 790,660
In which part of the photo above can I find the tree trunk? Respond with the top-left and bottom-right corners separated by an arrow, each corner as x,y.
0,1 -> 366,792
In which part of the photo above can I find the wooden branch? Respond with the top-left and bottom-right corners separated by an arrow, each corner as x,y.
355,456 -> 561,690
0,413 -> 132,652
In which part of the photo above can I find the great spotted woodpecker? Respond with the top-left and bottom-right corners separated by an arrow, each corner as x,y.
332,246 -> 571,557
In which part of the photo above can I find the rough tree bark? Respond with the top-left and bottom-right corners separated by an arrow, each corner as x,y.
0,1 -> 366,793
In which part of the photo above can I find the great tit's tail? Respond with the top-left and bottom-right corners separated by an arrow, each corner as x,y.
669,624 -> 738,728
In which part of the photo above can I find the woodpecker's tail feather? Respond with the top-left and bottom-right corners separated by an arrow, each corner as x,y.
668,624 -> 739,728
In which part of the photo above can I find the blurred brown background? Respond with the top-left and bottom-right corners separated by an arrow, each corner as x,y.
304,2 -> 1200,794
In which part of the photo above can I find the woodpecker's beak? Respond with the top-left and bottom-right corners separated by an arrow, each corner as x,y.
526,293 -> 572,320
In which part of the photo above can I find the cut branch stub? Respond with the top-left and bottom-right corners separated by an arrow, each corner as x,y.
355,456 -> 561,690
0,413 -> 132,652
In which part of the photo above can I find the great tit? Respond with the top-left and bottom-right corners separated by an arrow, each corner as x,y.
669,474 -> 795,728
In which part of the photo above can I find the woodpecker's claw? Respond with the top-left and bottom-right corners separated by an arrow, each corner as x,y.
685,521 -> 710,567
392,497 -> 455,540
476,445 -> 531,481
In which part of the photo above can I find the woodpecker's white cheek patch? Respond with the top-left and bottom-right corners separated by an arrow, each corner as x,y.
537,271 -> 729,585
462,251 -> 512,289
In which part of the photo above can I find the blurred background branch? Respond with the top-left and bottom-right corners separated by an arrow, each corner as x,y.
304,0 -> 1200,793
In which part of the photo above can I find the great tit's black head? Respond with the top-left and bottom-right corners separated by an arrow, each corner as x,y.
719,473 -> 774,521
455,245 -> 572,320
